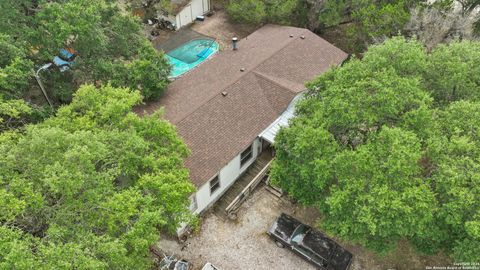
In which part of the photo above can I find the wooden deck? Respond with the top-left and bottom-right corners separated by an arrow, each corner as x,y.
214,150 -> 273,219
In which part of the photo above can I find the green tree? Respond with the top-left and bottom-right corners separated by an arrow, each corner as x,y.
226,0 -> 267,25
351,0 -> 413,38
34,0 -> 170,102
423,41 -> 480,105
271,122 -> 338,205
0,0 -> 34,38
302,37 -> 430,147
112,41 -> 171,101
1,0 -> 171,104
271,37 -> 480,261
318,0 -> 348,27
0,96 -> 32,131
226,0 -> 304,26
325,127 -> 435,252
265,0 -> 305,25
0,84 -> 194,269
412,101 -> 480,261
318,0 -> 425,46
0,34 -> 33,98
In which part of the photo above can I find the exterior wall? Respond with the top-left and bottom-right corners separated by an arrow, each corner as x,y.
175,0 -> 211,30
192,137 -> 262,214
175,14 -> 181,30
202,0 -> 210,14
177,4 -> 192,29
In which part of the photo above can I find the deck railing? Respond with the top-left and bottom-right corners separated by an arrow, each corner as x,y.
225,159 -> 273,218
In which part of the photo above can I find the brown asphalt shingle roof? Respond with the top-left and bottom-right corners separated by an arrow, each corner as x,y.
138,24 -> 348,187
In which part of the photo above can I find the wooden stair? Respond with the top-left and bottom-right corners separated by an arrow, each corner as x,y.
214,154 -> 271,218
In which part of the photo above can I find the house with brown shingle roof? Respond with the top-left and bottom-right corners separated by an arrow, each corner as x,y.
140,24 -> 348,216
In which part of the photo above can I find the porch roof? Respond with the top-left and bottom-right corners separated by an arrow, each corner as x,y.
260,93 -> 303,144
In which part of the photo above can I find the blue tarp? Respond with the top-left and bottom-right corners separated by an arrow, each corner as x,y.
52,48 -> 77,72
59,48 -> 75,60
197,48 -> 213,58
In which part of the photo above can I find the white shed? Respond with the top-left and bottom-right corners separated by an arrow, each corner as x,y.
171,0 -> 211,29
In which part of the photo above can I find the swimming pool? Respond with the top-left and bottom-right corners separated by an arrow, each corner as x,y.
166,39 -> 219,78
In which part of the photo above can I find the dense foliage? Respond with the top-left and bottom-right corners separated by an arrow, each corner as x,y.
226,0 -> 308,26
225,0 -> 480,52
225,0 -> 420,37
320,0 -> 418,38
0,85 -> 194,269
0,0 -> 170,103
0,96 -> 33,132
271,37 -> 480,261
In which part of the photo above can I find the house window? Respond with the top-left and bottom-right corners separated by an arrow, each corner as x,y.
209,175 -> 220,195
240,144 -> 253,167
189,194 -> 198,212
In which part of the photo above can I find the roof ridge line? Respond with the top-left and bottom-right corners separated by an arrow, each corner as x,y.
252,70 -> 299,93
252,71 -> 297,116
174,29 -> 308,125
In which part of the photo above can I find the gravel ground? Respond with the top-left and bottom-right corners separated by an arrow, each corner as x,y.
190,10 -> 257,50
157,185 -> 451,270
158,187 -> 318,270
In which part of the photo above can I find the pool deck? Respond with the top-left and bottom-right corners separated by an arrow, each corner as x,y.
190,10 -> 257,50
153,28 -> 214,53
150,10 -> 257,53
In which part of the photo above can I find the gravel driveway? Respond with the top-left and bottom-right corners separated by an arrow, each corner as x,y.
158,187 -> 318,270
157,184 -> 452,270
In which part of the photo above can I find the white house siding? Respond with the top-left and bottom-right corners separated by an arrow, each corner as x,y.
175,13 -> 181,29
177,5 -> 192,29
191,0 -> 204,19
192,138 -> 262,214
202,0 -> 210,14
175,0 -> 210,29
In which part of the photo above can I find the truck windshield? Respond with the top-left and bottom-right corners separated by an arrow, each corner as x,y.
291,225 -> 307,244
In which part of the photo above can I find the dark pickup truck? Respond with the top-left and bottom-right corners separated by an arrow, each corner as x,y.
267,213 -> 353,270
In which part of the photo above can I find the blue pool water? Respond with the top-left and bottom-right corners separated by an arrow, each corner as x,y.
166,39 -> 219,78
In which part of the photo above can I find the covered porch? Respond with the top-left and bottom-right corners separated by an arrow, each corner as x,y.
214,142 -> 274,219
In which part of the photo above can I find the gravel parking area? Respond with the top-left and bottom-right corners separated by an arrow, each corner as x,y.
157,185 -> 451,270
158,187 -> 318,270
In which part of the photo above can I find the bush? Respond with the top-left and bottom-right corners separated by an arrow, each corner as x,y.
226,0 -> 266,25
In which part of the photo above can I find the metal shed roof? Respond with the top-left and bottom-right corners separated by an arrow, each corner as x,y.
260,93 -> 304,144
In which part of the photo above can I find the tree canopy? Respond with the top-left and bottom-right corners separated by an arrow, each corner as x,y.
226,0 -> 308,26
0,84 -> 194,269
0,0 -> 171,104
225,0 -> 479,53
271,37 -> 480,261
225,0 -> 422,39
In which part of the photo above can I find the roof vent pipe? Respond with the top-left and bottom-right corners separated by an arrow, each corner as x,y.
232,37 -> 238,50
